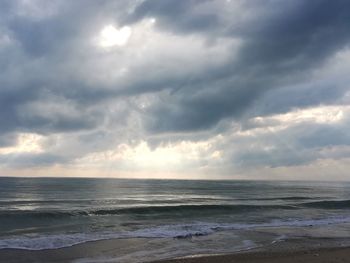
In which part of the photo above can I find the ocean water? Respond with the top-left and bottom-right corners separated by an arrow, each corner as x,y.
1,177 -> 350,261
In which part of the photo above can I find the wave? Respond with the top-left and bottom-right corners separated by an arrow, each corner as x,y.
0,204 -> 297,219
302,200 -> 350,209
0,210 -> 89,219
1,216 -> 350,250
2,198 -> 349,220
92,204 -> 298,215
0,199 -> 92,205
259,196 -> 313,201
0,196 -> 314,204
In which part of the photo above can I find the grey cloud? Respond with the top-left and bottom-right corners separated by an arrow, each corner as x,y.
247,83 -> 346,119
0,133 -> 17,148
219,118 -> 350,169
297,124 -> 350,149
232,148 -> 315,168
0,83 -> 106,135
125,0 -> 220,34
2,0 -> 349,136
9,18 -> 71,57
146,82 -> 259,132
141,0 -> 350,133
0,152 -> 69,168
0,0 -> 129,137
5,0 -> 111,57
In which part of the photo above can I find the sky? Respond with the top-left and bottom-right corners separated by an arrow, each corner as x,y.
0,0 -> 350,180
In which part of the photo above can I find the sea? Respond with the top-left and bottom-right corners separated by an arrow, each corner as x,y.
1,177 -> 350,262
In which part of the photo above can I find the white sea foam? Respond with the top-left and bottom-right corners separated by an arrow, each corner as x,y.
1,215 -> 350,250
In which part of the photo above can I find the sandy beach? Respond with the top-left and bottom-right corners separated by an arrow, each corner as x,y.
156,247 -> 350,263
1,237 -> 350,263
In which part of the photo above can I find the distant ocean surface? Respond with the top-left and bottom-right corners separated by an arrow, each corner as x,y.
1,177 -> 350,261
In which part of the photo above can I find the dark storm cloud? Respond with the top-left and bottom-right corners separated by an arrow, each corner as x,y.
0,86 -> 36,134
0,0 -> 121,138
124,0 -> 220,34
297,123 -> 350,149
0,83 -> 105,135
145,81 -> 260,132
139,0 -> 350,133
219,115 -> 350,169
1,0 -> 349,136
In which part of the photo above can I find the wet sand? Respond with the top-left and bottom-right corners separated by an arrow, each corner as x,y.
0,238 -> 349,263
156,247 -> 350,263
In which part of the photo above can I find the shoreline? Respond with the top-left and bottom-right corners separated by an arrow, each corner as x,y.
1,236 -> 350,263
154,246 -> 350,263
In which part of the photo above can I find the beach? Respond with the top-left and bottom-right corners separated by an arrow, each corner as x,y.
0,238 -> 350,263
157,247 -> 350,263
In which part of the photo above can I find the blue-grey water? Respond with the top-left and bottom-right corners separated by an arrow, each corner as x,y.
1,178 -> 350,260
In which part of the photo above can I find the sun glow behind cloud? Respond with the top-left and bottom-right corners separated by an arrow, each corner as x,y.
0,133 -> 44,154
98,25 -> 132,47
74,140 -> 216,172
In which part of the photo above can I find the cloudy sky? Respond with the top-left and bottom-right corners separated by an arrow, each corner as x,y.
1,0 -> 350,180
